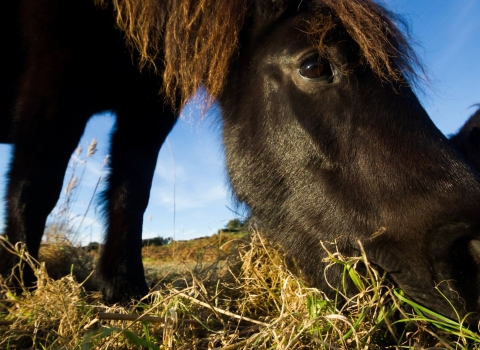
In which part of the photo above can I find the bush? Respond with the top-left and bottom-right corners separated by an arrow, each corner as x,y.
142,236 -> 172,247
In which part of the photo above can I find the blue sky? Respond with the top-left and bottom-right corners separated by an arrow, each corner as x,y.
0,0 -> 479,244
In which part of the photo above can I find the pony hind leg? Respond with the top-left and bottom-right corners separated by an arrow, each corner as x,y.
95,101 -> 177,303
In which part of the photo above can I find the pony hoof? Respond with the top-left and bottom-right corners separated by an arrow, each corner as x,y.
95,275 -> 149,305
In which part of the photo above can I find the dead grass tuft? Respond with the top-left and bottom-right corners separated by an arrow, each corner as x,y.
1,231 -> 479,349
39,226 -> 96,283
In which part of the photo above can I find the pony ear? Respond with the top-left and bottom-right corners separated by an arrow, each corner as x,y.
469,127 -> 480,148
450,108 -> 480,172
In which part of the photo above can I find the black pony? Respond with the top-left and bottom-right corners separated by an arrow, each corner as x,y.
2,0 -> 480,323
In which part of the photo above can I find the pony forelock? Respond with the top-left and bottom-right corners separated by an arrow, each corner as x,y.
306,0 -> 424,89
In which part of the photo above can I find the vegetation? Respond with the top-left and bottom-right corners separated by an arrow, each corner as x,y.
1,229 -> 479,349
221,219 -> 247,233
142,237 -> 173,248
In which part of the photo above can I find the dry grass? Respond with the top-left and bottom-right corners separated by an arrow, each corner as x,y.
143,231 -> 245,264
39,226 -> 96,284
1,231 -> 480,349
142,231 -> 246,286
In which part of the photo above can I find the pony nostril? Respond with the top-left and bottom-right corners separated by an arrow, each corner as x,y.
468,240 -> 480,265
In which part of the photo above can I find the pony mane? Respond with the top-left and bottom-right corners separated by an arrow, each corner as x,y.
96,0 -> 423,107
96,0 -> 249,108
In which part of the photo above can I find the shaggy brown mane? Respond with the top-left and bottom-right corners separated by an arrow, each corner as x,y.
96,0 -> 422,108
95,0 -> 249,108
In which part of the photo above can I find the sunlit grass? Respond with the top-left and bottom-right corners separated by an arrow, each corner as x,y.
1,230 -> 479,349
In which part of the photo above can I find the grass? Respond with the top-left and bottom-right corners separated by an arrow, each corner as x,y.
1,230 -> 480,349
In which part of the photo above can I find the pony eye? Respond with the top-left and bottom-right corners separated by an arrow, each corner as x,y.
299,55 -> 333,80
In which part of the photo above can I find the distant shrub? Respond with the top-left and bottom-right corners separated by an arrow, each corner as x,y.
85,241 -> 100,252
142,236 -> 172,247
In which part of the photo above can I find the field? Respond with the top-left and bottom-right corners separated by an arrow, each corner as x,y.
1,228 -> 480,349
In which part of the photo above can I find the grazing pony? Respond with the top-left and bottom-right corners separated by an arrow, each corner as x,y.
1,0 -> 480,322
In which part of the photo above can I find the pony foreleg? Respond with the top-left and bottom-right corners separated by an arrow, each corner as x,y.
95,103 -> 176,303
0,89 -> 89,290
